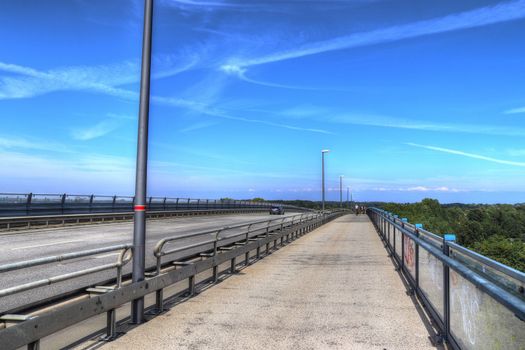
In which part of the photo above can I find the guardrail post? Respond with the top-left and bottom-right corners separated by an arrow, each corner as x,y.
189,275 -> 195,296
442,233 -> 456,344
245,224 -> 252,265
230,256 -> 236,274
163,197 -> 167,210
28,340 -> 40,350
102,309 -> 117,341
212,229 -> 221,282
265,221 -> 271,255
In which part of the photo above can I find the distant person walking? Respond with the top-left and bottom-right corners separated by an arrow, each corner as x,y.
355,204 -> 359,215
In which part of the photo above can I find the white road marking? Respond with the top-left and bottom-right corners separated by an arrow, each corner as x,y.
10,239 -> 85,251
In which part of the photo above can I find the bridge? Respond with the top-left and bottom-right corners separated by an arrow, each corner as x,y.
0,203 -> 523,350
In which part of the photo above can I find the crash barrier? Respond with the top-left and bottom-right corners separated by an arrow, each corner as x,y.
0,211 -> 344,349
368,208 -> 525,350
0,192 -> 307,217
0,208 -> 279,232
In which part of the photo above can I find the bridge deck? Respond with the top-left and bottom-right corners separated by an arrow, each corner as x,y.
104,215 -> 436,350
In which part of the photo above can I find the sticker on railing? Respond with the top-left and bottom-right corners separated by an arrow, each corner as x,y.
134,205 -> 146,211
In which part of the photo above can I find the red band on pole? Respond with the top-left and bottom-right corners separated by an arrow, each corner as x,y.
134,205 -> 146,211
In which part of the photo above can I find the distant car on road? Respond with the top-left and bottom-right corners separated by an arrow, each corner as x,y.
269,205 -> 285,215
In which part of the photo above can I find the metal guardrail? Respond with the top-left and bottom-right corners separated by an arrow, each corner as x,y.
153,213 -> 318,275
0,211 -> 344,349
0,192 -> 305,217
0,244 -> 132,348
0,207 -> 279,232
368,208 -> 525,350
0,245 -> 132,298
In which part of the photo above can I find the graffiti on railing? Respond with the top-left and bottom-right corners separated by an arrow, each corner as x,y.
403,235 -> 415,277
450,269 -> 481,346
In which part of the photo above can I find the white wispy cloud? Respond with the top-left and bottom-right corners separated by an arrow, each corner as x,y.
154,94 -> 334,134
276,108 -> 525,137
0,59 -> 331,135
71,119 -> 121,141
406,143 -> 525,167
373,185 -> 461,192
221,64 -> 339,91
0,54 -> 197,100
504,106 -> 525,114
225,0 -> 525,69
0,136 -> 72,153
179,121 -> 219,132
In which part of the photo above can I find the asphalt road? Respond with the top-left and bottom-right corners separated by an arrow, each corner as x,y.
0,212 -> 299,314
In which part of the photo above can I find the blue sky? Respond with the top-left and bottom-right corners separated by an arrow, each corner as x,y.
1,0 -> 525,203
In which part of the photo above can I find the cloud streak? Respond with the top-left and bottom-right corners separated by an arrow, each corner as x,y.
406,143 -> 525,167
0,55 -> 197,100
329,113 -> 525,137
504,106 -> 525,114
224,0 -> 525,69
71,119 -> 121,141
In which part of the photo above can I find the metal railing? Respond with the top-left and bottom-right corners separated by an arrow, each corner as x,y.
0,192 -> 306,217
0,211 -> 343,349
0,244 -> 132,299
0,244 -> 132,346
154,213 -> 318,275
368,208 -> 525,350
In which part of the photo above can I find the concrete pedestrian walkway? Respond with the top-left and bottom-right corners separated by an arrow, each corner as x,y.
104,215 -> 437,350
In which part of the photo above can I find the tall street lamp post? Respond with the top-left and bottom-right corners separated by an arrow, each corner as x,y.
321,149 -> 330,211
131,0 -> 154,324
339,175 -> 344,208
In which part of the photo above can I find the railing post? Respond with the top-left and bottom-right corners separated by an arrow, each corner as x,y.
442,233 -> 456,344
415,224 -> 423,293
401,218 -> 408,271
386,213 -> 392,247
163,197 -> 167,210
26,192 -> 33,215
393,215 -> 398,258
61,193 -> 66,214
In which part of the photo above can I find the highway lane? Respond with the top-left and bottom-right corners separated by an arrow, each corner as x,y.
0,212 -> 299,314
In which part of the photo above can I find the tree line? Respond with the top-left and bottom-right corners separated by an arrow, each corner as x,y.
377,198 -> 525,272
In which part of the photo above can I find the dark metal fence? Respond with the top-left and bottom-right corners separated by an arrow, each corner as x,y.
368,208 -> 525,350
0,193 -> 301,217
